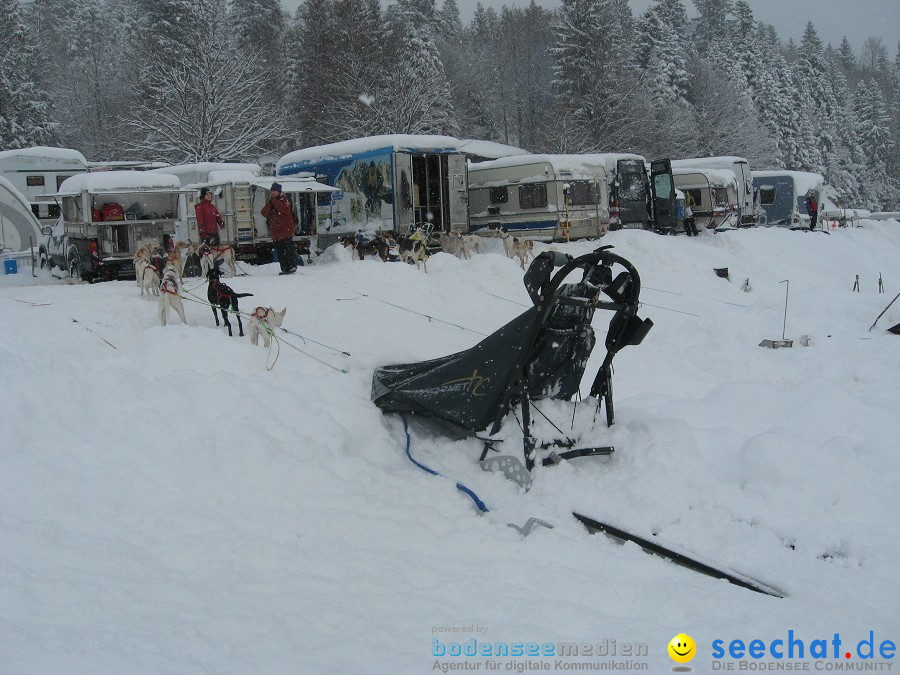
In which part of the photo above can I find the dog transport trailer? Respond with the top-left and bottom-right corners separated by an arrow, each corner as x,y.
752,170 -> 825,229
671,156 -> 754,225
0,176 -> 43,253
672,167 -> 739,230
588,153 -> 653,230
276,135 -> 470,249
36,171 -> 191,282
467,154 -> 612,241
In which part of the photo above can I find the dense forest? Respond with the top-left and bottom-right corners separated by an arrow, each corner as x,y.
1,0 -> 898,208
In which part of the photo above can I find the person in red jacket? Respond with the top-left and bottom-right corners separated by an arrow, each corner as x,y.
806,190 -> 819,231
261,183 -> 297,274
195,187 -> 224,245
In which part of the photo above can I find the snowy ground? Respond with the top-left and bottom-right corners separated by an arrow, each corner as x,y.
1,223 -> 899,674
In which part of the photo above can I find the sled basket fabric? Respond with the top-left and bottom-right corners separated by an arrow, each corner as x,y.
372,247 -> 651,436
372,308 -> 539,432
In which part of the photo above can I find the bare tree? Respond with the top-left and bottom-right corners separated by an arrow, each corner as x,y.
121,41 -> 285,162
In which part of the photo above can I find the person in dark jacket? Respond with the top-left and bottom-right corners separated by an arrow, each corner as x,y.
262,183 -> 297,274
806,190 -> 819,231
195,187 -> 225,245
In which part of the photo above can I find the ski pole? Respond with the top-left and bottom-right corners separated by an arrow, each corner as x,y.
869,291 -> 900,331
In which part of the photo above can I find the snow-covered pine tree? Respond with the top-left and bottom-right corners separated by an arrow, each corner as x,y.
838,36 -> 858,82
551,0 -> 643,152
317,0 -> 387,141
692,0 -> 733,59
0,0 -> 55,148
687,55 -> 777,164
289,0 -> 339,146
50,0 -> 134,158
229,0 -> 289,115
373,0 -> 456,135
853,77 -> 895,209
121,0 -> 284,162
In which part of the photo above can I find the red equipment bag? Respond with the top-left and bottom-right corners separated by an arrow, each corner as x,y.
101,203 -> 125,221
92,208 -> 102,222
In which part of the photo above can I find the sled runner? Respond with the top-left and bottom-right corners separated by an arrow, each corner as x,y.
372,245 -> 653,487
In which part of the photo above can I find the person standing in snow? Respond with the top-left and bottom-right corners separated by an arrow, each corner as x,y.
684,191 -> 699,236
262,182 -> 297,275
806,190 -> 819,231
195,187 -> 224,245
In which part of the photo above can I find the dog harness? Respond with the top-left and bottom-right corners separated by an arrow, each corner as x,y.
160,277 -> 179,295
251,307 -> 271,321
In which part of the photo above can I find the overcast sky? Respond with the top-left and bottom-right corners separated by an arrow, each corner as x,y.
281,0 -> 899,51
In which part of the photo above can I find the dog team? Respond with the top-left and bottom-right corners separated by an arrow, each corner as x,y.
340,226 -> 534,270
133,239 -> 285,346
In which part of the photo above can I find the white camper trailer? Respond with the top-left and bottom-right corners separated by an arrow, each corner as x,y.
672,167 -> 739,230
671,156 -> 754,226
467,154 -> 611,241
0,176 -> 43,253
165,163 -> 339,262
36,171 -> 190,281
0,147 -> 90,223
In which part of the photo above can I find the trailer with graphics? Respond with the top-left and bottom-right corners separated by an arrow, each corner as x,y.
276,135 -> 469,249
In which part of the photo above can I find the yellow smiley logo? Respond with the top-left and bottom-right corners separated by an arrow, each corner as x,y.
668,633 -> 696,663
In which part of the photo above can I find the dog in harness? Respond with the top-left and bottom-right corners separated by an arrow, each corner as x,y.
206,262 -> 252,336
158,263 -> 187,326
248,306 -> 287,347
199,242 -> 237,278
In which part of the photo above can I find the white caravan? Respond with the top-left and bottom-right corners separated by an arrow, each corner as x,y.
671,157 -> 754,226
467,154 -> 612,241
672,167 -> 739,230
0,176 -> 43,253
164,163 -> 339,262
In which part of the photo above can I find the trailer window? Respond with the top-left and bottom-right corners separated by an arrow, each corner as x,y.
759,186 -> 776,205
26,175 -> 45,187
519,183 -> 547,209
489,186 -> 508,205
685,189 -> 702,206
711,187 -> 728,206
567,180 -> 597,206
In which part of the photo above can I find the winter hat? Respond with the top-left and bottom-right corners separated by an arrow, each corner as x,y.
199,187 -> 211,198
271,182 -> 283,193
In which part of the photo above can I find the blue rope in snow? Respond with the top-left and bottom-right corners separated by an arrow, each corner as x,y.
401,416 -> 489,513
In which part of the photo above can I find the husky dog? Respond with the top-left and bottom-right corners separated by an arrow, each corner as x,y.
248,307 -> 287,347
158,263 -> 187,326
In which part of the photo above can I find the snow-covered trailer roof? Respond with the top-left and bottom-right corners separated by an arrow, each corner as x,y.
277,135 -> 463,173
152,163 -> 262,187
458,139 -> 530,162
671,156 -> 750,171
0,146 -> 89,169
249,176 -> 339,193
672,167 -> 738,188
467,154 -> 610,187
752,170 -> 824,196
579,153 -> 646,174
0,176 -> 43,252
42,171 -> 185,197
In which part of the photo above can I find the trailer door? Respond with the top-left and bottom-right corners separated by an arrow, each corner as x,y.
616,159 -> 650,228
650,158 -> 677,231
393,152 -> 415,235
446,153 -> 468,232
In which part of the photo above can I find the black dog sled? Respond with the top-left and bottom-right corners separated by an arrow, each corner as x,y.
372,246 -> 653,487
